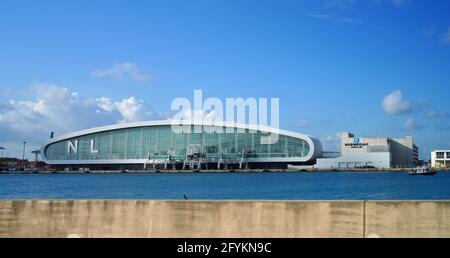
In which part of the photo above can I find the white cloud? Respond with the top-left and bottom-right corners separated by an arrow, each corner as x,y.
372,0 -> 410,6
173,108 -> 218,123
422,26 -> 436,37
0,83 -> 164,148
426,110 -> 449,118
97,96 -> 163,123
319,134 -> 341,152
422,26 -> 450,46
403,117 -> 415,130
325,0 -> 410,8
340,18 -> 364,24
310,14 -> 332,20
92,62 -> 151,82
391,117 -> 424,131
295,119 -> 309,128
310,14 -> 364,24
324,0 -> 356,8
115,97 -> 146,123
403,117 -> 423,131
96,96 -> 115,113
388,0 -> 409,7
0,83 -> 96,135
381,90 -> 414,115
441,27 -> 450,45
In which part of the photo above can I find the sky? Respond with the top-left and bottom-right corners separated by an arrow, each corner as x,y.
0,0 -> 449,160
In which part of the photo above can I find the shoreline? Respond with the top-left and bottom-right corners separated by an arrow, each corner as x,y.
1,169 -> 448,175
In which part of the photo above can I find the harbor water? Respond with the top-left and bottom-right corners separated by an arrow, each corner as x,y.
0,171 -> 449,200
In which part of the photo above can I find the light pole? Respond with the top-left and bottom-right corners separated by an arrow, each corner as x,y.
22,142 -> 27,170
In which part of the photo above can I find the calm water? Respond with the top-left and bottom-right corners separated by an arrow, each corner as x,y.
0,171 -> 450,200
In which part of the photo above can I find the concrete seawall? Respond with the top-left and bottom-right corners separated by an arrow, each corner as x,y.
0,200 -> 449,238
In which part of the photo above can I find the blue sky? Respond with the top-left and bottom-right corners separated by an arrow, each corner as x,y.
0,0 -> 449,160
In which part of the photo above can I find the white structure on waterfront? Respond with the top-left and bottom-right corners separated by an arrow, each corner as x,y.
316,132 -> 419,170
40,120 -> 322,170
431,150 -> 450,168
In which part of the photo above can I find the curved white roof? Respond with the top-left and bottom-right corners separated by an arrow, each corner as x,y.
41,120 -> 322,165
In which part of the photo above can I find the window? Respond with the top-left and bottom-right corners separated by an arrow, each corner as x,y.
436,152 -> 445,159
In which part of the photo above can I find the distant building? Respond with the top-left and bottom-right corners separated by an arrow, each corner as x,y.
431,150 -> 450,168
0,158 -> 45,169
0,158 -> 19,167
316,132 -> 419,170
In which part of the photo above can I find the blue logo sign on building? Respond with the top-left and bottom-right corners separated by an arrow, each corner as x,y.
353,138 -> 360,144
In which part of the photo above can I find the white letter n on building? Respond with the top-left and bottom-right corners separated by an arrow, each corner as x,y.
67,140 -> 78,154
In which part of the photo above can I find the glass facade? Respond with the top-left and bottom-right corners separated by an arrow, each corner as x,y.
45,125 -> 311,162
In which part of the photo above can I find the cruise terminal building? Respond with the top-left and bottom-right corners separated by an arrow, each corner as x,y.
41,120 -> 323,171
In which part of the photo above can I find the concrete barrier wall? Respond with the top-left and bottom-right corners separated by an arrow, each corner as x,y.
365,201 -> 450,238
0,200 -> 449,238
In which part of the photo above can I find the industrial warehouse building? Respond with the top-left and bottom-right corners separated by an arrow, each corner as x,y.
41,120 -> 323,170
316,132 -> 419,170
